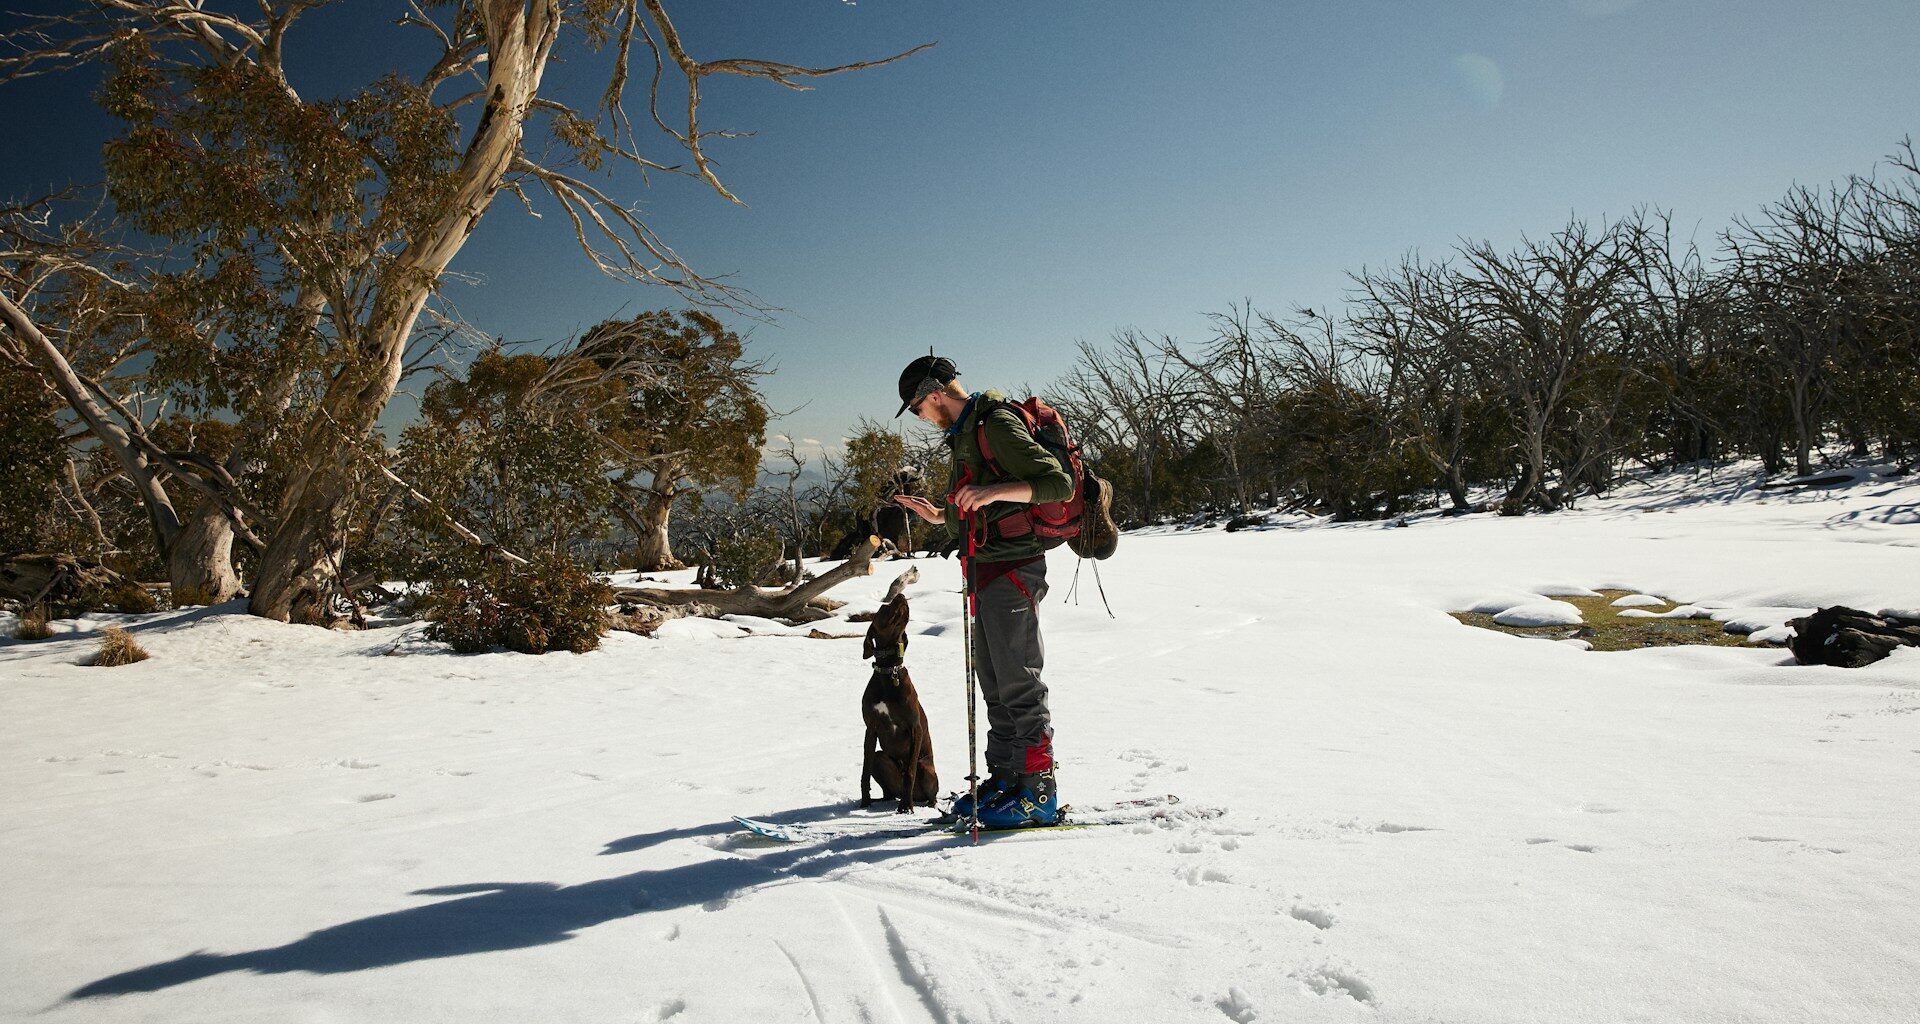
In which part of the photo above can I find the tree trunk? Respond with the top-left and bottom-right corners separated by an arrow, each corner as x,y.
168,505 -> 241,603
249,9 -> 559,625
633,485 -> 684,571
1443,463 -> 1470,511
250,472 -> 353,625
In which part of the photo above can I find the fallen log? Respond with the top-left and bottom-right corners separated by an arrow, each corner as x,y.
1759,473 -> 1854,491
1787,606 -> 1920,667
614,536 -> 884,624
1,553 -> 134,617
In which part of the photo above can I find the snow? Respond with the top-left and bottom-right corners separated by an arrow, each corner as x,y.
1491,600 -> 1585,627
4,461 -> 1920,1023
1610,593 -> 1668,607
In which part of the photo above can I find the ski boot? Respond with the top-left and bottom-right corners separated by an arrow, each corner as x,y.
976,769 -> 1059,829
948,769 -> 1016,821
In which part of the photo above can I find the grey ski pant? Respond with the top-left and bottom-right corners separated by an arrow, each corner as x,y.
973,559 -> 1051,773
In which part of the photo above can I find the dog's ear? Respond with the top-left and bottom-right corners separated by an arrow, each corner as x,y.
862,625 -> 877,661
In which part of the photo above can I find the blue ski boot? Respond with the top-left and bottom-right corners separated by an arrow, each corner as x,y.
976,769 -> 1059,829
948,769 -> 1015,820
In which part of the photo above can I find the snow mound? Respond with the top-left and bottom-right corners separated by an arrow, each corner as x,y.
1713,607 -> 1812,636
1611,594 -> 1669,608
1617,604 -> 1713,620
1493,601 -> 1584,627
1459,591 -> 1548,615
1534,583 -> 1603,598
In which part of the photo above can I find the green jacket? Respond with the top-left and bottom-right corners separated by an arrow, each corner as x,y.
943,390 -> 1076,561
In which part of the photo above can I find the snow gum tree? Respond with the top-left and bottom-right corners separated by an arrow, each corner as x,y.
0,1 -> 926,625
395,348 -> 615,575
591,310 -> 768,573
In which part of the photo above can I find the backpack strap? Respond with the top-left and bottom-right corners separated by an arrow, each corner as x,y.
973,398 -> 1012,478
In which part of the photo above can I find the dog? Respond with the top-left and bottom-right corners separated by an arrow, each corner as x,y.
860,569 -> 938,812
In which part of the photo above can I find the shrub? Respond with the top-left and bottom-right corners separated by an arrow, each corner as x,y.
14,614 -> 54,641
100,580 -> 161,613
93,626 -> 150,667
705,528 -> 785,590
421,558 -> 612,655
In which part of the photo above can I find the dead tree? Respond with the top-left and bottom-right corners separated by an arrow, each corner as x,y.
1458,219 -> 1637,513
616,535 -> 883,623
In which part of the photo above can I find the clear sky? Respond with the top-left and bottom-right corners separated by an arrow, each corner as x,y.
6,0 -> 1920,459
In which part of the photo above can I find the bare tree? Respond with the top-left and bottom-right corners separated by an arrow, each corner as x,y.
1348,255 -> 1488,511
1054,331 -> 1197,523
1723,182 -> 1871,477
1458,218 -> 1638,512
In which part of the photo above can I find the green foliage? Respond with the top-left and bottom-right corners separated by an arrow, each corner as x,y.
421,559 -> 613,655
705,528 -> 786,589
391,347 -> 616,577
844,423 -> 906,501
598,309 -> 769,500
0,365 -> 65,552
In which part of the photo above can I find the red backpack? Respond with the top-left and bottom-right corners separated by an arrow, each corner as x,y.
975,396 -> 1087,546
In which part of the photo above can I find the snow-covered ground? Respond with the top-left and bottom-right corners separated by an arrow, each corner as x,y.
4,462 -> 1919,1023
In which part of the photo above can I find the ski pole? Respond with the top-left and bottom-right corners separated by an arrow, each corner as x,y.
961,502 -> 981,844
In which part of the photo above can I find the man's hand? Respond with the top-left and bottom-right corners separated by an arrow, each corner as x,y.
950,481 -> 1034,513
893,494 -> 946,524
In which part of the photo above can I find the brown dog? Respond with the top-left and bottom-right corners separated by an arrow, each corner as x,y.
860,581 -> 938,813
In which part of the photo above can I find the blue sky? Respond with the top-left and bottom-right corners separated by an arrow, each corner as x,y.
6,0 -> 1919,457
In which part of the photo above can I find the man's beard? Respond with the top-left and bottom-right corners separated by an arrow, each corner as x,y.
927,403 -> 956,430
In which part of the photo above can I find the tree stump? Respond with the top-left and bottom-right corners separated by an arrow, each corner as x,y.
1787,606 -> 1920,668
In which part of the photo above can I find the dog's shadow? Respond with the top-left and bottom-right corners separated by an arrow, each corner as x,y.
67,810 -> 944,1000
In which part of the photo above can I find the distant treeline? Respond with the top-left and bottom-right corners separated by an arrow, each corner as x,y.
1044,140 -> 1920,524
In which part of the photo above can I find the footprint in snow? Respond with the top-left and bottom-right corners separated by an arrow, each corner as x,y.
1181,865 -> 1232,886
1525,838 -> 1556,845
1289,905 -> 1336,930
657,997 -> 687,1020
356,793 -> 396,803
1292,964 -> 1376,1005
1215,987 -> 1258,1023
1563,844 -> 1598,853
1375,823 -> 1437,834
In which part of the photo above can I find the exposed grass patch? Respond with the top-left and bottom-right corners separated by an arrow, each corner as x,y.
92,626 -> 151,667
1453,590 -> 1767,652
13,614 -> 54,641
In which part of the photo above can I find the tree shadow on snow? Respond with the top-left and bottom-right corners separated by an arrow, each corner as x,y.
66,811 -> 939,1001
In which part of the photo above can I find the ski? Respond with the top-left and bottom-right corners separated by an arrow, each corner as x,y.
732,794 -> 1219,844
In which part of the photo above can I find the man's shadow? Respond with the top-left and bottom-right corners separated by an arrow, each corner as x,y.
68,811 -> 938,1000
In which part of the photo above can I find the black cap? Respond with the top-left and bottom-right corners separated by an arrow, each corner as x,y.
895,355 -> 959,417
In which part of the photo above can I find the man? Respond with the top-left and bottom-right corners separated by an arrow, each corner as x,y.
893,354 -> 1072,828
